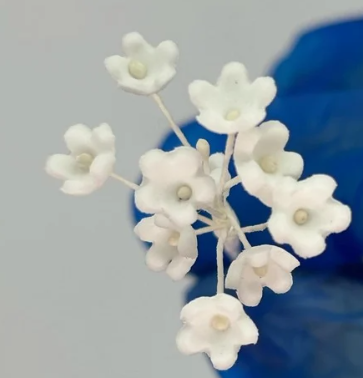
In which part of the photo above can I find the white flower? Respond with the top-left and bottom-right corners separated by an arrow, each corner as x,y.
45,123 -> 116,195
134,147 -> 216,227
268,175 -> 352,258
208,152 -> 231,186
176,293 -> 258,370
189,62 -> 276,134
234,121 -> 304,206
225,245 -> 300,306
105,32 -> 178,95
134,215 -> 197,280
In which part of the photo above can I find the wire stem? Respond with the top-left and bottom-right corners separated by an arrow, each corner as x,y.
151,94 -> 190,147
110,173 -> 139,190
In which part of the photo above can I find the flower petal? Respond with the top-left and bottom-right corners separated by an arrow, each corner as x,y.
178,226 -> 198,258
250,76 -> 277,107
270,246 -> 300,272
189,80 -> 219,109
164,201 -> 198,227
180,296 -> 214,322
122,32 -> 153,60
264,262 -> 293,293
253,121 -> 289,159
134,216 -> 171,243
166,255 -> 196,281
225,256 -> 245,290
234,128 -> 261,161
234,316 -> 259,345
190,176 -> 216,205
139,149 -> 166,181
245,245 -> 270,268
320,199 -> 351,234
277,151 -> 304,179
237,266 -> 263,307
217,62 -> 249,91
211,293 -> 244,321
145,244 -> 176,272
45,154 -> 78,180
134,184 -> 162,214
104,55 -> 129,85
289,229 -> 327,258
91,123 -> 115,153
155,40 -> 179,65
298,174 -> 337,203
209,346 -> 239,371
60,177 -> 97,196
176,326 -> 207,355
64,124 -> 93,155
89,153 -> 115,185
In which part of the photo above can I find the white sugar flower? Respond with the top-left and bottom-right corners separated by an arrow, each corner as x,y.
134,215 -> 197,280
45,123 -> 115,195
234,121 -> 303,206
268,175 -> 351,258
134,147 -> 216,227
176,293 -> 258,370
226,245 -> 300,307
208,152 -> 231,186
105,32 -> 178,95
189,62 -> 276,134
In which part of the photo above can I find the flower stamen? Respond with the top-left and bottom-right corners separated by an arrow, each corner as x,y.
293,209 -> 309,225
168,232 -> 180,247
76,153 -> 94,170
177,185 -> 193,201
225,109 -> 241,121
210,314 -> 230,331
253,265 -> 268,277
128,60 -> 148,80
259,155 -> 278,174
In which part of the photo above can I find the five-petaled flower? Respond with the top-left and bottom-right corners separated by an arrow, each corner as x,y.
226,245 -> 300,306
134,147 -> 217,227
189,62 -> 276,134
134,214 -> 197,281
176,293 -> 259,370
234,121 -> 304,206
105,32 -> 179,95
268,175 -> 352,258
45,123 -> 116,195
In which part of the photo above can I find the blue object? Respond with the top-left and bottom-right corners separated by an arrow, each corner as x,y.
133,18 -> 363,378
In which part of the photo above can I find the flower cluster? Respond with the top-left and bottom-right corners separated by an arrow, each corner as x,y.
45,32 -> 352,371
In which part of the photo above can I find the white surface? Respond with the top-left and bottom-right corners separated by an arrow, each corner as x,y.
0,1 -> 362,377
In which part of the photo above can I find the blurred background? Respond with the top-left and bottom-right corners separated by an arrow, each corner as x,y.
0,0 -> 362,377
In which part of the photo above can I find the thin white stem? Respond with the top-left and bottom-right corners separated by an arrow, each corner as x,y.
224,176 -> 240,191
225,207 -> 251,249
216,231 -> 227,294
151,94 -> 191,147
110,173 -> 139,190
242,223 -> 268,233
195,225 -> 225,236
197,214 -> 215,227
204,206 -> 226,220
217,134 -> 236,196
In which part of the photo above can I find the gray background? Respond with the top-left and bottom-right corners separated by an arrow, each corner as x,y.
0,1 -> 362,377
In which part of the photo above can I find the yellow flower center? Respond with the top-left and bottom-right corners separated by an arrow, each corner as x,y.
225,109 -> 241,121
168,232 -> 180,247
210,314 -> 230,331
128,60 -> 148,80
293,209 -> 309,225
177,185 -> 193,201
253,265 -> 268,277
76,153 -> 94,170
259,155 -> 278,174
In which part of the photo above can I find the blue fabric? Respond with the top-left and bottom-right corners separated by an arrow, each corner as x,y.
133,18 -> 363,378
